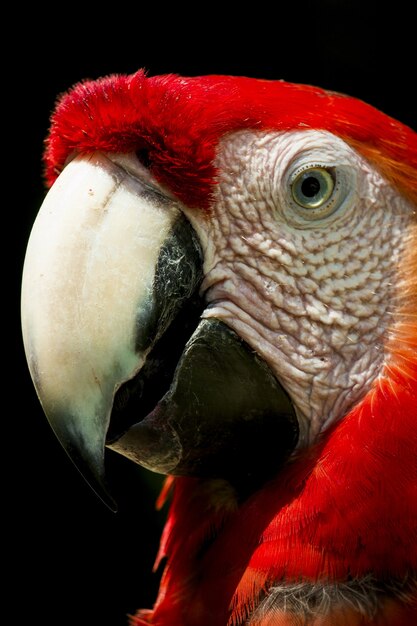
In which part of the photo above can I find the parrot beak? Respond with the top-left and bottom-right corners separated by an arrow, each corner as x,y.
21,152 -> 203,510
22,151 -> 298,509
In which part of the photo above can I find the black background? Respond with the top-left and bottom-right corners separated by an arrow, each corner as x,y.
9,2 -> 414,625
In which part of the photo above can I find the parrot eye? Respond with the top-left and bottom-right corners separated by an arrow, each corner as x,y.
290,167 -> 336,216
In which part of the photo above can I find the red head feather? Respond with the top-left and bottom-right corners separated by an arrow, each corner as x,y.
45,70 -> 417,209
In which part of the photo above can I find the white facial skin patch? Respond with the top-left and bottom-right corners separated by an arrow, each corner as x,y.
184,130 -> 414,444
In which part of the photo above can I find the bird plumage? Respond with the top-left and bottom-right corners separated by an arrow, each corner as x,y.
26,70 -> 417,625
129,368 -> 417,624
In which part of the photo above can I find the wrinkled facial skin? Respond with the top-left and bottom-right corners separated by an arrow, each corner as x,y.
185,130 -> 413,444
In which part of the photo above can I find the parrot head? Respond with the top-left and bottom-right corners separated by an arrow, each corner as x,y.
21,71 -> 417,515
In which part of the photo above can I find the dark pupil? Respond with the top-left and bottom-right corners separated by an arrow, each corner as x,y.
301,176 -> 320,198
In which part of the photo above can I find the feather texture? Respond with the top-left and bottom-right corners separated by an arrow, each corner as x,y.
45,71 -> 417,210
128,360 -> 417,624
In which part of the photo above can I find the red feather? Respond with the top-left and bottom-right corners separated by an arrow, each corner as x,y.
45,70 -> 417,210
132,366 -> 416,625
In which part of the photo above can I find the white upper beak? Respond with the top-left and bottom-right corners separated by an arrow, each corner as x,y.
21,152 -> 181,507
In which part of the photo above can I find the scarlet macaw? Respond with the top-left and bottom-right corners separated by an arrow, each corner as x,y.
21,71 -> 417,625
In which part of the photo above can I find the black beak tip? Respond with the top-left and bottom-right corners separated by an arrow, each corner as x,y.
86,473 -> 118,513
71,457 -> 118,512
58,437 -> 118,513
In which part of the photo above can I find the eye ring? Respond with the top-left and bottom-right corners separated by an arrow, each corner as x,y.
291,167 -> 335,210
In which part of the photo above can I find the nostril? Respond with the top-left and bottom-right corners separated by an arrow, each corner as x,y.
136,148 -> 152,170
